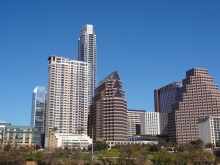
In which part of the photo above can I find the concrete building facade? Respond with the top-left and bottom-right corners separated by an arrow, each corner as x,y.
106,140 -> 158,149
48,133 -> 92,151
141,112 -> 160,135
198,116 -> 220,146
154,82 -> 182,135
127,109 -> 145,137
0,125 -> 35,148
90,71 -> 127,142
168,68 -> 220,143
46,56 -> 88,145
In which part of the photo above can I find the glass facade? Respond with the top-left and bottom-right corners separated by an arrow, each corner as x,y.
154,82 -> 182,135
31,86 -> 47,148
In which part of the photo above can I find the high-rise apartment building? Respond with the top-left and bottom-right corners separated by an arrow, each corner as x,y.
127,109 -> 145,137
77,24 -> 97,107
30,86 -> 47,148
141,112 -> 160,135
154,82 -> 182,135
46,56 -> 88,145
168,68 -> 220,143
90,71 -> 127,142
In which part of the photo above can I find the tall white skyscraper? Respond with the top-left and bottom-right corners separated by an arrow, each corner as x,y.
77,24 -> 97,106
45,56 -> 88,145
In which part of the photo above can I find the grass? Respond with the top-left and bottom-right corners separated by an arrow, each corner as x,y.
147,153 -> 154,160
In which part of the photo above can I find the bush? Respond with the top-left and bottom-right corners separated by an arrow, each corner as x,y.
149,144 -> 159,152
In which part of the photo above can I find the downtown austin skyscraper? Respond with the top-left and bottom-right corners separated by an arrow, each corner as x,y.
45,56 -> 88,146
77,24 -> 97,107
30,86 -> 47,148
169,68 -> 220,143
90,71 -> 127,142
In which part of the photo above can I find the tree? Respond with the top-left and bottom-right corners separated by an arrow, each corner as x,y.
148,144 -> 159,152
173,152 -> 192,165
191,149 -> 215,165
0,148 -> 25,165
137,153 -> 148,165
36,144 -> 41,150
3,143 -> 11,151
152,151 -> 175,165
205,143 -> 214,148
88,141 -> 108,151
190,138 -> 204,147
76,127 -> 85,134
118,145 -> 137,165
52,126 -> 58,131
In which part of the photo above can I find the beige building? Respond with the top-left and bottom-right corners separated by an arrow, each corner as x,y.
168,68 -> 220,143
48,130 -> 56,152
0,125 -> 34,148
90,71 -> 127,142
127,109 -> 145,137
46,56 -> 88,146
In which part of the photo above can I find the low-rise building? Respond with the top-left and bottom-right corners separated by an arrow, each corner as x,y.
198,116 -> 220,146
106,140 -> 158,149
48,132 -> 92,151
0,125 -> 35,148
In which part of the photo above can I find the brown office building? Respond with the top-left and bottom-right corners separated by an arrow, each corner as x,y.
90,71 -> 127,142
168,68 -> 220,143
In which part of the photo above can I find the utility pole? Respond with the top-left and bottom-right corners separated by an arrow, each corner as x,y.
92,126 -> 93,156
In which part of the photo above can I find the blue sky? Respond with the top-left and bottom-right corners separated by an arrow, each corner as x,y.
0,0 -> 220,125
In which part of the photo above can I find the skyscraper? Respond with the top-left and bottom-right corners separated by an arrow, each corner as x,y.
90,71 -> 127,142
45,56 -> 88,146
154,82 -> 182,135
31,86 -> 47,148
168,68 -> 220,143
77,24 -> 97,107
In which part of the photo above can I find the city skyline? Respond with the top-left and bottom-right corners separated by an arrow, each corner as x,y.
1,1 -> 220,125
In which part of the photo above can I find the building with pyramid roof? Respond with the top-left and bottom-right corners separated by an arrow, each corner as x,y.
90,71 -> 127,142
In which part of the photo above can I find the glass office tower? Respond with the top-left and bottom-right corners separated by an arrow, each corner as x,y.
31,86 -> 47,148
